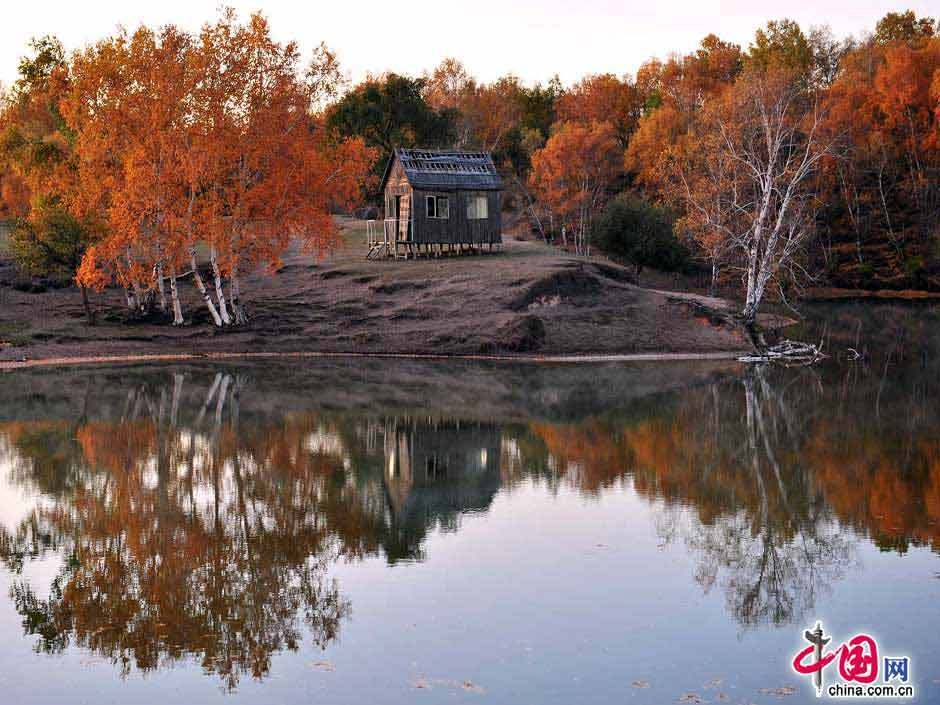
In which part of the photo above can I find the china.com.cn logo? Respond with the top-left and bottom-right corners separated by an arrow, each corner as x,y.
792,621 -> 914,699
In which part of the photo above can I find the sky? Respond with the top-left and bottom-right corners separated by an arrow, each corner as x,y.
1,1 -> 937,88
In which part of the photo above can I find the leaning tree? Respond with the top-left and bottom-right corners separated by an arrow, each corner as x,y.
666,68 -> 840,329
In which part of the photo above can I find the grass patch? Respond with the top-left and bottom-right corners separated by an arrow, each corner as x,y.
338,218 -> 369,251
0,320 -> 33,348
0,221 -> 11,257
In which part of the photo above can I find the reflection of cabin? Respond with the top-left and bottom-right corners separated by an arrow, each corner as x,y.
383,418 -> 501,531
368,149 -> 503,259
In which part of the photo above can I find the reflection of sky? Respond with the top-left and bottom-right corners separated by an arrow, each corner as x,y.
1,474 -> 937,704
0,453 -> 64,608
0,458 -> 32,529
0,447 -> 58,538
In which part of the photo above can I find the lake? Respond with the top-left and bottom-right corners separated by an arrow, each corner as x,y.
1,302 -> 939,704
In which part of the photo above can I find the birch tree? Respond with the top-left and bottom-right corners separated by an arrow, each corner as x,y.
192,12 -> 375,326
665,69 -> 839,327
68,11 -> 376,328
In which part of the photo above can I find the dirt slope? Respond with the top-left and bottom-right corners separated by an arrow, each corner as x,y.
0,220 -> 755,363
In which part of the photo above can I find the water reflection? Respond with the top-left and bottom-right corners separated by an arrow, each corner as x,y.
0,319 -> 938,688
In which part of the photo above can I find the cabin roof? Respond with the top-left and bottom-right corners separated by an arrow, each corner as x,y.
382,148 -> 503,192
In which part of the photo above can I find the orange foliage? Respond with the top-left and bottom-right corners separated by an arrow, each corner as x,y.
625,35 -> 741,188
556,74 -> 639,149
529,121 -> 620,250
62,11 -> 376,321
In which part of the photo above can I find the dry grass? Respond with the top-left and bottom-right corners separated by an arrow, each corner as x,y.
0,221 -> 11,257
0,216 -> 756,363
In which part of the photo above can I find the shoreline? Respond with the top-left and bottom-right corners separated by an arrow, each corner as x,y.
804,287 -> 940,301
1,228 -> 760,367
0,348 -> 751,371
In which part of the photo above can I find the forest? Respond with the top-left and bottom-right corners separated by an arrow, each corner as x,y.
1,9 -> 938,330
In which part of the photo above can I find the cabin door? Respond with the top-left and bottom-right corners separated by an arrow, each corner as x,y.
397,194 -> 411,241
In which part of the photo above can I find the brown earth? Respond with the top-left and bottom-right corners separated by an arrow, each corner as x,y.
803,286 -> 940,301
0,218 -> 759,366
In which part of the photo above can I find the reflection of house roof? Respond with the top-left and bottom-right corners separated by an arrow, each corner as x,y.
380,421 -> 502,557
382,148 -> 503,192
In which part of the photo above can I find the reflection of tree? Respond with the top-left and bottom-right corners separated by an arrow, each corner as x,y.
683,368 -> 853,628
3,348 -> 940,668
510,367 -> 861,630
0,372 -> 507,687
511,356 -> 940,628
0,374 -> 356,690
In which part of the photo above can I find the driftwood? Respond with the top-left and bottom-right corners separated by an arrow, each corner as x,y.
738,339 -> 826,366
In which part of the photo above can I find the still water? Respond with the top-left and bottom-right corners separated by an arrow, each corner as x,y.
1,302 -> 939,704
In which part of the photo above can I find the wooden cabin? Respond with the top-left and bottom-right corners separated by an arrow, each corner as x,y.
368,148 -> 503,259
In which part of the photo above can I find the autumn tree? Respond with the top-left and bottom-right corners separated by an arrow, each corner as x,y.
64,26 -> 198,322
874,11 -> 936,45
191,13 -> 376,325
556,73 -> 639,150
664,69 -> 839,327
625,34 -> 742,187
0,36 -> 100,322
818,29 -> 940,286
529,121 -> 620,255
66,12 -> 376,327
422,58 -> 478,147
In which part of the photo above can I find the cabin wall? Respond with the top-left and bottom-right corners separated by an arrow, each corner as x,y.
411,189 -> 502,245
383,160 -> 412,241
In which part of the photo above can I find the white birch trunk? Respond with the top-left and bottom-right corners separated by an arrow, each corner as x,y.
168,266 -> 184,325
190,247 -> 224,327
126,247 -> 147,314
215,374 -> 231,426
131,279 -> 147,314
170,373 -> 183,426
196,372 -> 223,426
209,245 -> 232,325
155,261 -> 167,313
229,268 -> 249,325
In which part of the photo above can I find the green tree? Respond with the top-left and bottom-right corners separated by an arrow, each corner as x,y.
10,203 -> 99,322
874,11 -> 936,45
1,36 -> 99,323
746,19 -> 814,76
594,195 -> 688,281
325,73 -> 455,177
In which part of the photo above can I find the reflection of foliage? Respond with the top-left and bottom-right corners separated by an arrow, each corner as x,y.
0,376 -> 360,690
3,340 -> 940,672
526,366 -> 856,629
0,373 -> 506,688
508,357 -> 940,629
11,578 -> 70,654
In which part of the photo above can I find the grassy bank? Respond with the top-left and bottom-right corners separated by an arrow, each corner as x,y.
0,218 -> 757,363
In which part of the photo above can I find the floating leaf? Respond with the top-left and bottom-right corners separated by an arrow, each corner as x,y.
758,686 -> 797,697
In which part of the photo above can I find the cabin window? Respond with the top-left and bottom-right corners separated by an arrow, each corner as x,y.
467,194 -> 488,220
426,195 -> 449,219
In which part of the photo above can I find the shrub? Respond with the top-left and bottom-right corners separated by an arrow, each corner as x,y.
594,195 -> 688,278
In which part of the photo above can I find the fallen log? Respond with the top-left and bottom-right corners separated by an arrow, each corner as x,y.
738,339 -> 826,365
